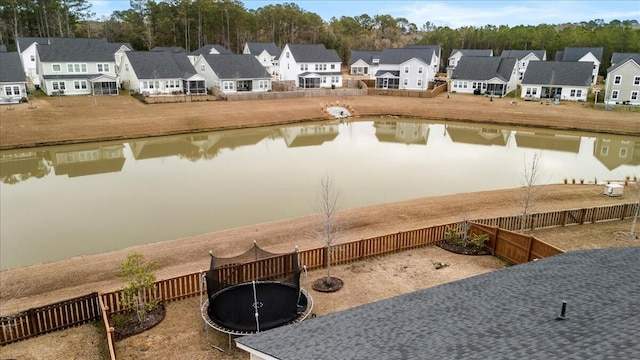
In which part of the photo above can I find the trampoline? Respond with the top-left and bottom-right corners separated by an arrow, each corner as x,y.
200,243 -> 313,351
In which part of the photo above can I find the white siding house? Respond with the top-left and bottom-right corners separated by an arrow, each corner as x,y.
188,44 -> 233,65
450,56 -> 518,97
603,54 -> 640,106
554,47 -> 603,85
349,50 -> 382,78
243,43 -> 281,77
0,51 -> 27,104
500,50 -> 547,81
447,49 -> 493,78
17,37 -> 48,87
278,44 -> 342,88
119,51 -> 206,95
375,48 -> 437,90
194,54 -> 271,93
521,61 -> 593,102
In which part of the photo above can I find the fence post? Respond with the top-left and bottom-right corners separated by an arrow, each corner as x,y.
562,210 -> 567,226
27,309 -> 37,339
621,204 -> 628,220
580,208 -> 586,224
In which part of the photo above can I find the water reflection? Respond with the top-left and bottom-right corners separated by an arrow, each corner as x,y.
1,119 -> 638,269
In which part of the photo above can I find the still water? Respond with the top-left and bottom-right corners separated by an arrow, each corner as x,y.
1,119 -> 638,269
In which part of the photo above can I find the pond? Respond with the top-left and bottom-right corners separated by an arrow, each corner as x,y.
1,118 -> 638,269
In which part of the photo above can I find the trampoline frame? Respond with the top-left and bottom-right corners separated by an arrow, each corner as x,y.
199,274 -> 314,353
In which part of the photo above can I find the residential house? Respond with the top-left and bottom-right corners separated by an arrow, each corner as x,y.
279,123 -> 339,147
194,54 -> 271,93
447,49 -> 493,78
48,143 -> 126,177
500,49 -> 547,81
349,50 -> 382,78
450,56 -> 518,97
34,38 -> 130,96
0,51 -> 27,104
404,44 -> 441,74
373,121 -> 430,145
593,136 -> 639,171
119,51 -> 206,95
446,124 -> 510,147
603,53 -> 640,106
521,61 -> 593,102
375,47 -> 438,90
554,47 -> 603,85
610,52 -> 640,68
236,247 -> 640,359
188,44 -> 233,64
278,44 -> 342,88
243,42 -> 281,77
17,37 -> 59,87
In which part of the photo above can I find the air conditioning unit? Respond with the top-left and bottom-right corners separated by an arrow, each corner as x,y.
604,183 -> 624,197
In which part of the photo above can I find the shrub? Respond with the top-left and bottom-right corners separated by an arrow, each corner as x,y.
119,253 -> 159,323
469,233 -> 489,249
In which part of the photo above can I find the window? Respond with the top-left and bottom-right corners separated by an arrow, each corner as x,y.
526,88 -> 532,95
258,80 -> 268,89
97,63 -> 110,72
532,88 -> 537,95
74,81 -> 87,90
611,90 -> 619,99
614,75 -> 622,84
286,52 -> 290,58
315,64 -> 319,71
600,146 -> 608,156
634,76 -> 640,85
330,64 -> 335,70
631,91 -> 638,101
223,81 -> 234,90
418,66 -> 423,74
52,64 -> 61,72
403,78 -> 408,86
620,148 -> 628,158
372,58 -> 379,64
570,89 -> 576,97
521,61 -> 526,67
67,63 -> 87,73
125,63 -> 129,71
332,76 -> 339,83
30,55 -> 35,62
576,89 -> 582,97
417,79 -> 423,87
52,81 -> 66,90
404,66 -> 409,74
323,64 -> 327,70
4,86 -> 20,96
200,64 -> 205,72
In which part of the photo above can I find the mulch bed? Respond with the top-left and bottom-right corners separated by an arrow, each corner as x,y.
112,303 -> 166,340
437,242 -> 492,256
312,277 -> 344,292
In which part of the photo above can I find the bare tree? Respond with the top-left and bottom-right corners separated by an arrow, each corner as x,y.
314,173 -> 340,286
629,178 -> 640,240
518,153 -> 543,233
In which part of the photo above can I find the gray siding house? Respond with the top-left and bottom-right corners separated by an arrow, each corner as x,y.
375,47 -> 438,90
603,53 -> 640,106
243,42 -> 281,77
450,56 -> 518,97
555,47 -> 603,85
500,49 -> 547,81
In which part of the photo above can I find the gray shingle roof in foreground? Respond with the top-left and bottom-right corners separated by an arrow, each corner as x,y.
236,247 -> 640,359
201,54 -> 270,79
0,52 -> 26,83
126,51 -> 196,79
522,61 -> 593,86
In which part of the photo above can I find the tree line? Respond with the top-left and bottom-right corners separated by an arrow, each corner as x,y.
1,0 -> 639,72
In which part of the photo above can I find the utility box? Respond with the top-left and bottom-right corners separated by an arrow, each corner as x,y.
604,183 -> 624,197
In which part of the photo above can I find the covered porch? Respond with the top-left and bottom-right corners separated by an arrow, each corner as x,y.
183,74 -> 207,94
375,71 -> 400,89
90,74 -> 119,95
298,72 -> 322,89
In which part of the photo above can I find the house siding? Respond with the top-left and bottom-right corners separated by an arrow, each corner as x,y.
604,60 -> 640,105
278,45 -> 342,88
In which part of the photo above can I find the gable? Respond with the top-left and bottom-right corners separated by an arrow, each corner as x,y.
452,56 -> 516,81
125,51 -> 196,79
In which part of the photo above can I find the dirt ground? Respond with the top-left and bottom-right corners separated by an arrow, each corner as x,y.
1,93 -> 639,359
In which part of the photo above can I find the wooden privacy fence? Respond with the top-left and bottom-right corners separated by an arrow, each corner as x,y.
470,223 -> 565,264
1,201 -> 636,347
0,292 -> 100,345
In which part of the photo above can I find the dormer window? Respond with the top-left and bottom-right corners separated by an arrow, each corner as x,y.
372,58 -> 379,64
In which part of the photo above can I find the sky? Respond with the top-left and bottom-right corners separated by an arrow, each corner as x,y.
90,0 -> 640,28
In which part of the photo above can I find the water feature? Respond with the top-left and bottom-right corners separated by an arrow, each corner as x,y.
1,119 -> 638,269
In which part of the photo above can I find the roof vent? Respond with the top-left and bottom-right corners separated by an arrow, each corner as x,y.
556,300 -> 568,321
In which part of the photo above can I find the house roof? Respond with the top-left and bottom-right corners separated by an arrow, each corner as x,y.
125,51 -> 197,79
285,44 -> 341,63
555,47 -> 604,62
237,247 -> 640,359
200,54 -> 270,79
151,46 -> 187,53
500,49 -> 546,60
449,48 -> 492,57
349,50 -> 382,65
245,42 -> 281,58
404,44 -> 441,55
375,70 -> 400,77
36,38 -> 130,62
610,52 -> 640,66
379,48 -> 434,65
0,52 -> 26,83
17,37 -> 105,53
452,56 -> 516,82
522,61 -> 593,86
607,53 -> 640,72
190,44 -> 233,56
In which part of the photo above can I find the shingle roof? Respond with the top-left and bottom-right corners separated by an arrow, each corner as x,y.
237,247 -> 640,359
151,46 -> 187,53
36,38 -> 129,62
125,51 -> 196,79
190,44 -> 233,56
452,56 -> 516,82
404,44 -> 441,55
610,52 -> 640,66
245,42 -> 281,58
500,49 -> 546,60
450,48 -> 492,57
522,61 -> 593,86
0,52 -> 26,83
201,54 -> 270,79
349,50 -> 382,65
286,44 -> 341,63
379,48 -> 434,65
16,37 -> 84,53
555,47 -> 604,62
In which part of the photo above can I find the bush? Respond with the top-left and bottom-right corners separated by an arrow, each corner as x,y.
469,233 -> 489,249
119,253 -> 159,323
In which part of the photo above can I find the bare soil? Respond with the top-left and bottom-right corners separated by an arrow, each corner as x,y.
1,93 -> 639,359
